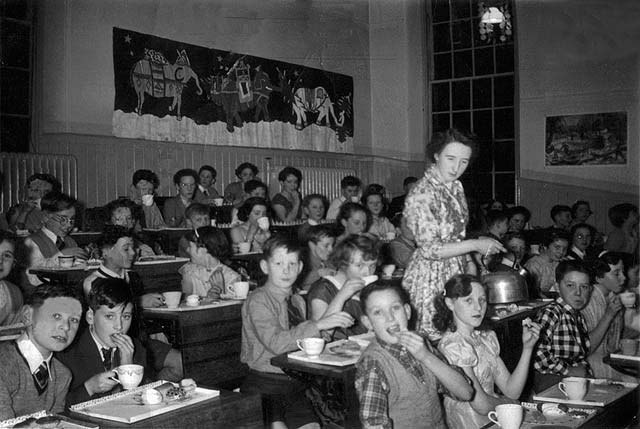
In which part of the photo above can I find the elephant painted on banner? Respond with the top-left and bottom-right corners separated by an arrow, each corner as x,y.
292,86 -> 345,130
131,49 -> 203,120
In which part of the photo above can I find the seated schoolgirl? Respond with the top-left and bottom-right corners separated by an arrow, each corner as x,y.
308,234 -> 378,339
127,169 -> 166,229
106,198 -> 154,257
230,197 -> 271,253
179,226 -> 241,300
434,274 -> 541,428
0,231 -> 23,326
524,229 -> 570,297
335,202 -> 374,244
297,194 -> 329,243
271,166 -> 302,222
224,162 -> 259,207
566,223 -> 596,262
230,180 -> 268,225
362,190 -> 395,240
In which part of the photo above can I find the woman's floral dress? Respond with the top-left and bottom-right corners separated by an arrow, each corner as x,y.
402,165 -> 468,337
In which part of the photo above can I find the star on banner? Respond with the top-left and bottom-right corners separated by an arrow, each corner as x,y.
124,35 -> 132,43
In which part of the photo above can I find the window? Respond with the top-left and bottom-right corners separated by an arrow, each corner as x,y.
1,0 -> 34,152
430,0 -> 516,204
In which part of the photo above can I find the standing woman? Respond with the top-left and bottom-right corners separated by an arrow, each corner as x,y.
271,166 -> 302,222
403,128 -> 504,338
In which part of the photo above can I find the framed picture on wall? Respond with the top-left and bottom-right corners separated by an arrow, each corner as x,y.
545,111 -> 627,166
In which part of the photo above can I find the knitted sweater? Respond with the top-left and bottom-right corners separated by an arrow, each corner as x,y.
0,342 -> 71,420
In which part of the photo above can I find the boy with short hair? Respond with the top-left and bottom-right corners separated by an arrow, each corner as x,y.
533,260 -> 593,392
298,224 -> 336,292
194,165 -> 220,203
163,168 -> 199,227
178,203 -> 211,257
356,281 -> 472,428
550,205 -> 572,231
0,283 -> 83,419
484,209 -> 509,240
60,277 -> 149,405
326,175 -> 361,220
240,236 -> 354,429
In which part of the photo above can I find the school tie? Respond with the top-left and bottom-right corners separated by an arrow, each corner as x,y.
203,189 -> 209,197
286,296 -> 305,328
33,362 -> 49,395
55,237 -> 66,250
101,348 -> 113,371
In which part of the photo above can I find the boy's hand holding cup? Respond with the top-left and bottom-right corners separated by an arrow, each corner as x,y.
257,216 -> 270,231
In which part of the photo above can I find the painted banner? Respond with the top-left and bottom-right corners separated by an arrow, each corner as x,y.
112,27 -> 353,152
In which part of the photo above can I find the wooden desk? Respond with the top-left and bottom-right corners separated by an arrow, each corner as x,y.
68,390 -> 262,428
69,231 -> 102,247
29,259 -> 188,293
271,353 -> 360,428
143,303 -> 248,390
603,355 -> 640,378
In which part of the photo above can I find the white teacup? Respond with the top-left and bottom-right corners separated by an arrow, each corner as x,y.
350,196 -> 360,203
257,216 -> 270,231
213,198 -> 224,207
297,338 -> 325,358
141,194 -> 154,206
385,231 -> 396,240
113,364 -> 144,390
238,242 -> 251,254
488,404 -> 523,429
362,275 -> 379,286
228,281 -> 250,299
559,377 -> 588,401
620,291 -> 636,308
58,255 -> 75,268
185,294 -> 200,307
162,291 -> 182,309
382,264 -> 396,277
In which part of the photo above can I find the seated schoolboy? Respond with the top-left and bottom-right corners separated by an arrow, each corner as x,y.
483,209 -> 509,241
388,176 -> 417,220
581,252 -> 629,380
298,224 -> 336,292
24,192 -> 88,289
82,225 -> 183,382
7,173 -> 61,233
297,194 -> 329,242
326,175 -> 361,220
506,205 -> 531,233
59,278 -> 150,405
355,281 -> 472,429
127,169 -> 166,229
225,162 -> 259,207
0,231 -> 24,326
0,283 -> 83,420
524,229 -> 569,297
604,203 -> 639,254
177,203 -> 211,258
533,260 -> 593,392
388,215 -> 416,269
549,205 -> 572,232
566,223 -> 596,262
106,198 -> 154,257
240,236 -> 354,429
163,169 -> 199,227
193,165 -> 220,204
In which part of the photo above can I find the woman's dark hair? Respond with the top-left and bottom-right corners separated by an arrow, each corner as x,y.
360,280 -> 410,315
506,206 -> 531,223
173,168 -> 199,185
361,189 -> 388,214
198,165 -> 217,179
88,277 -> 134,311
302,193 -> 328,211
608,203 -> 638,228
432,274 -> 484,332
185,226 -> 231,259
340,175 -> 361,189
106,198 -> 137,218
571,200 -> 591,218
328,234 -> 378,271
278,166 -> 302,183
592,251 -> 624,280
237,197 -> 269,222
40,192 -> 76,213
132,169 -> 160,188
555,259 -> 593,283
336,202 -> 371,231
27,173 -> 62,193
570,223 -> 595,245
235,162 -> 258,178
427,128 -> 476,162
244,180 -> 267,195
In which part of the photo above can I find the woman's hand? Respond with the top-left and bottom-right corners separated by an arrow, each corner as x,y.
521,318 -> 541,349
474,238 -> 506,255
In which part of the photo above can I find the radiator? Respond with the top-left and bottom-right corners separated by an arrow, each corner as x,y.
0,152 -> 78,213
266,166 -> 356,202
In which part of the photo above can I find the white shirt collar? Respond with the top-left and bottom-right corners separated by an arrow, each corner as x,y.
98,264 -> 128,281
89,326 -> 112,359
198,184 -> 207,193
571,246 -> 585,258
16,333 -> 52,377
41,227 -> 57,242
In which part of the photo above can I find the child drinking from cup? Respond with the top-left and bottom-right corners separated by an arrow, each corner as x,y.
308,234 -> 378,339
177,203 -> 212,258
240,236 -> 354,429
230,197 -> 271,253
434,274 -> 540,428
59,278 -> 150,405
335,202 -> 373,244
533,260 -> 593,392
179,226 -> 240,300
355,281 -> 473,429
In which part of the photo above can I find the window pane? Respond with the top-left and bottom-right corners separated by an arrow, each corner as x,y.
494,76 -> 514,107
495,43 -> 514,73
432,82 -> 450,112
432,0 -> 450,23
474,47 -> 494,76
494,140 -> 515,171
433,23 -> 451,53
451,0 -> 471,19
452,80 -> 470,110
452,20 -> 472,50
1,19 -> 30,68
0,115 -> 30,152
433,113 -> 450,132
452,111 -> 471,133
454,50 -> 472,78
475,173 -> 494,202
472,78 -> 492,109
495,173 -> 515,204
434,53 -> 452,80
494,108 -> 514,139
1,68 -> 30,114
475,139 -> 493,172
473,110 -> 492,140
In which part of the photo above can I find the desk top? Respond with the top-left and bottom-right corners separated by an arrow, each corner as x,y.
271,352 -> 355,378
